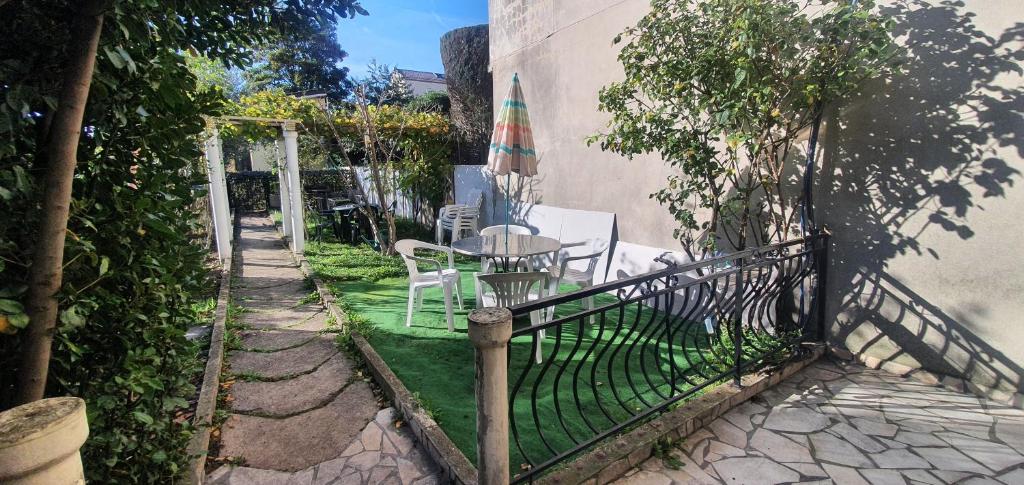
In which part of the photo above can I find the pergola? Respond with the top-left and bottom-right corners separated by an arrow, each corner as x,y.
203,116 -> 306,262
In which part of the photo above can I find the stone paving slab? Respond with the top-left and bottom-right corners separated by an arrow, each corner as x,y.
239,304 -> 325,328
239,330 -> 319,352
210,408 -> 442,485
231,353 -> 355,417
210,216 -> 440,483
234,277 -> 310,293
219,381 -> 378,471
616,358 -> 1024,485
228,334 -> 338,380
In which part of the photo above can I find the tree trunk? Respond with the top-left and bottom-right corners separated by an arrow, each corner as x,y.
15,0 -> 106,405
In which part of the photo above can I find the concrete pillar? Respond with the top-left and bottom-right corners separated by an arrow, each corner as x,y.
275,138 -> 292,238
205,128 -> 231,262
282,124 -> 304,255
0,397 -> 89,485
468,308 -> 512,485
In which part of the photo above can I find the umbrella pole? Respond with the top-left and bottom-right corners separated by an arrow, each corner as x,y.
505,173 -> 511,254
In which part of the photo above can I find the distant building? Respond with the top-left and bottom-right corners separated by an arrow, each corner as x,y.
394,68 -> 448,96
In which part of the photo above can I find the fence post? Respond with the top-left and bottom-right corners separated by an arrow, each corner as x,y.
815,230 -> 830,342
732,257 -> 745,387
468,308 -> 512,485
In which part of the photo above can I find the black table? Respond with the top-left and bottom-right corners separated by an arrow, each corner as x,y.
332,203 -> 381,245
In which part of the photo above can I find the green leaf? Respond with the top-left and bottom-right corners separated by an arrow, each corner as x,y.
8,313 -> 29,328
132,411 -> 154,425
99,255 -> 110,276
60,306 -> 86,329
104,46 -> 125,69
0,299 -> 24,314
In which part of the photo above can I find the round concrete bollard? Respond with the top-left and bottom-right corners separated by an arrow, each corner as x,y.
468,307 -> 512,485
0,397 -> 89,485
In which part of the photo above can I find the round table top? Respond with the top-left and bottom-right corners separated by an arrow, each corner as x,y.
332,202 -> 378,212
451,234 -> 562,258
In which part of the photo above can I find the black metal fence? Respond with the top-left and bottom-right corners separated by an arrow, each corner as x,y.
225,170 -> 354,213
505,232 -> 829,482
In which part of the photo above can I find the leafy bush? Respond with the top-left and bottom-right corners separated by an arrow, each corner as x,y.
591,0 -> 900,253
408,91 -> 451,114
1,0 -> 364,481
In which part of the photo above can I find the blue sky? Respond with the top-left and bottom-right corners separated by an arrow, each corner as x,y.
337,0 -> 489,79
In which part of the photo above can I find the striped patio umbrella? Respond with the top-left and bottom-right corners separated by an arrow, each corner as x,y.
488,73 -> 538,239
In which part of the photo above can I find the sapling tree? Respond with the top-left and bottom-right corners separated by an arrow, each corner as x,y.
591,0 -> 900,256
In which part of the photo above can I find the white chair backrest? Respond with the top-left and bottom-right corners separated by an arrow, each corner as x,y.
476,272 -> 548,308
480,225 -> 532,237
395,239 -> 447,277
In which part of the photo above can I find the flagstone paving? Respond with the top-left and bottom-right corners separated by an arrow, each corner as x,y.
616,358 -> 1024,484
208,216 -> 440,484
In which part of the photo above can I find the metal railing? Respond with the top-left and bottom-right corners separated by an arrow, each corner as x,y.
503,232 -> 829,482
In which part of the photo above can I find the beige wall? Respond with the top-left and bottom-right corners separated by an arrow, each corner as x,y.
817,0 -> 1024,400
489,0 -> 1024,400
489,0 -> 683,249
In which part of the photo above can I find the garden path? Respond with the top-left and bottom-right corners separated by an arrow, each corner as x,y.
207,216 -> 440,485
615,358 -> 1024,485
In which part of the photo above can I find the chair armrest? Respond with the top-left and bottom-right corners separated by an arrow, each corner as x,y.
555,250 -> 604,278
407,254 -> 444,277
414,241 -> 454,254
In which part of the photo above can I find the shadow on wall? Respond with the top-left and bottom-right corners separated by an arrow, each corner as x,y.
821,0 -> 1023,398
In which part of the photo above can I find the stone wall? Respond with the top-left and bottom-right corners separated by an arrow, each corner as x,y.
488,0 -> 1024,402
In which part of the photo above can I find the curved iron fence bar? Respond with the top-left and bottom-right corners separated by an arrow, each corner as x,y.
649,286 -> 679,396
571,313 -> 605,434
608,299 -> 646,415
587,311 -> 621,425
550,316 -> 587,446
510,361 -> 748,484
529,323 -> 564,458
676,284 -> 710,385
507,233 -> 829,483
508,333 -> 537,469
629,289 -> 668,406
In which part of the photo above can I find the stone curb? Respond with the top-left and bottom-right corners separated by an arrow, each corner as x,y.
537,346 -> 826,485
275,222 -> 478,485
186,213 -> 238,485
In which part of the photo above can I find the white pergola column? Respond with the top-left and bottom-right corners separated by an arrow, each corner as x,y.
204,128 -> 232,262
275,139 -> 293,238
282,123 -> 304,255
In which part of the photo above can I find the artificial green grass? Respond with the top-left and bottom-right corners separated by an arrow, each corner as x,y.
303,240 -> 745,468
304,235 -> 784,476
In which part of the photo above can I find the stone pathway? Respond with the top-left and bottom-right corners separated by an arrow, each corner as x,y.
207,216 -> 440,485
616,358 -> 1024,485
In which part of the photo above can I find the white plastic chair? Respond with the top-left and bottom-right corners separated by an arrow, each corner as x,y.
480,224 -> 532,237
435,189 -> 483,244
476,271 -> 548,363
396,239 -> 464,332
479,224 -> 534,273
546,238 -> 609,323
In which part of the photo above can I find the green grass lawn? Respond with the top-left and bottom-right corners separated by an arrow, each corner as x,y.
304,230 -> 782,476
